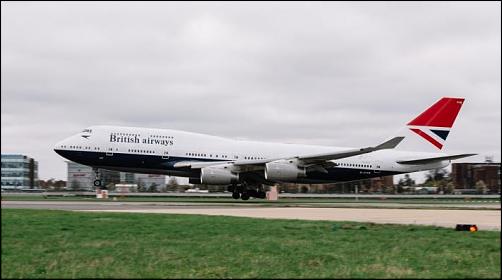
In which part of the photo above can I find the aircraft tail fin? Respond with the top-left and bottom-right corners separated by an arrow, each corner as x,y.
392,97 -> 465,152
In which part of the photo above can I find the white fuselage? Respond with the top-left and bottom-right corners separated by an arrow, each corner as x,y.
54,125 -> 448,184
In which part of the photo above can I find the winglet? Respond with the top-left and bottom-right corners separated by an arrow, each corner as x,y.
375,136 -> 405,150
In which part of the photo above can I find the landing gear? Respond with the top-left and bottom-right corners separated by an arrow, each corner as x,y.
241,192 -> 250,201
256,191 -> 266,199
92,168 -> 105,189
228,184 -> 267,200
232,192 -> 240,199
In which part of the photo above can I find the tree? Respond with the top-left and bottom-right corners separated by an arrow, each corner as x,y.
167,177 -> 178,187
383,185 -> 396,194
166,177 -> 178,192
398,174 -> 416,187
300,185 -> 309,193
445,182 -> 455,194
425,168 -> 448,184
148,183 -> 158,192
137,179 -> 146,192
424,168 -> 451,193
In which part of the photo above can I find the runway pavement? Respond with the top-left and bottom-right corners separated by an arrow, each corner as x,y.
2,200 -> 500,230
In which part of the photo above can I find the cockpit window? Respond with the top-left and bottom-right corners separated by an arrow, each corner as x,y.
82,129 -> 92,133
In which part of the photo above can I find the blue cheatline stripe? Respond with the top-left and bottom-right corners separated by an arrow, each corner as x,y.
430,129 -> 450,140
54,150 -> 400,183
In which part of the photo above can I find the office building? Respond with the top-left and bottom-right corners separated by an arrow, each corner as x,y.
1,154 -> 38,189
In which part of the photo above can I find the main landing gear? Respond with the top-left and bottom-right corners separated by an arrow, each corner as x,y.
228,184 -> 266,201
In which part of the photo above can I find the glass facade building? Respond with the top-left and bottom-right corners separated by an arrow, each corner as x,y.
1,154 -> 39,189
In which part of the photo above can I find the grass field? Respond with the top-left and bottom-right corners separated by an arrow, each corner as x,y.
2,209 -> 500,278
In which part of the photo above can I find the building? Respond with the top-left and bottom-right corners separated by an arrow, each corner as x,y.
66,161 -> 165,190
451,162 -> 501,193
67,161 -> 120,190
1,154 -> 38,189
278,176 -> 394,193
120,172 -> 136,184
136,173 -> 166,191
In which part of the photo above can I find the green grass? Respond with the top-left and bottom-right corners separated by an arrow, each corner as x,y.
2,209 -> 500,278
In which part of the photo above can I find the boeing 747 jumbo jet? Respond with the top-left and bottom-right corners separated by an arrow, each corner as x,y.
55,97 -> 475,200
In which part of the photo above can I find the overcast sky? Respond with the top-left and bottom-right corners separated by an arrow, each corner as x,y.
1,2 -> 500,182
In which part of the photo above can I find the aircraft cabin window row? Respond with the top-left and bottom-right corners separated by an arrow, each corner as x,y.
150,135 -> 173,139
336,162 -> 373,168
128,149 -> 155,154
113,132 -> 140,137
244,156 -> 265,160
66,146 -> 100,150
185,153 -> 229,158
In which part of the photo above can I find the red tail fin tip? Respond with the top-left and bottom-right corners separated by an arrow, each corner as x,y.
407,97 -> 465,128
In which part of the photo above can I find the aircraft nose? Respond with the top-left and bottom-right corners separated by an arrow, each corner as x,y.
54,141 -> 64,156
53,136 -> 75,160
54,137 -> 70,153
54,140 -> 64,151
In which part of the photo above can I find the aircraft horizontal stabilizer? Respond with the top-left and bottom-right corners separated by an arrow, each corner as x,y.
396,153 -> 476,165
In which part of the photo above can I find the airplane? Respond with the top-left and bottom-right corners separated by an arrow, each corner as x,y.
54,97 -> 475,200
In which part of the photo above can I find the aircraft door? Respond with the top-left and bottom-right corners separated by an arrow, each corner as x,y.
373,161 -> 382,174
162,151 -> 169,159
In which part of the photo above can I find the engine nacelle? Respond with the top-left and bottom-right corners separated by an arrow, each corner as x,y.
264,159 -> 306,181
200,164 -> 239,185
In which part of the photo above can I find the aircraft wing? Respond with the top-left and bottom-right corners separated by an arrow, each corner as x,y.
174,137 -> 404,170
396,153 -> 476,165
296,136 -> 404,164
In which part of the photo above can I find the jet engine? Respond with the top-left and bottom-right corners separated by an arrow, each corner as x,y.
200,164 -> 239,185
264,159 -> 306,181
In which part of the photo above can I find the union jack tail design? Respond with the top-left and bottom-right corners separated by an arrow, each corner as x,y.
406,97 -> 465,150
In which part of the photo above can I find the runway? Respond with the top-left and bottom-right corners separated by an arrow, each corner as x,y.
2,200 -> 500,230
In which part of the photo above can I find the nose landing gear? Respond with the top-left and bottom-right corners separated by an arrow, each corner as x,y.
92,168 -> 105,189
